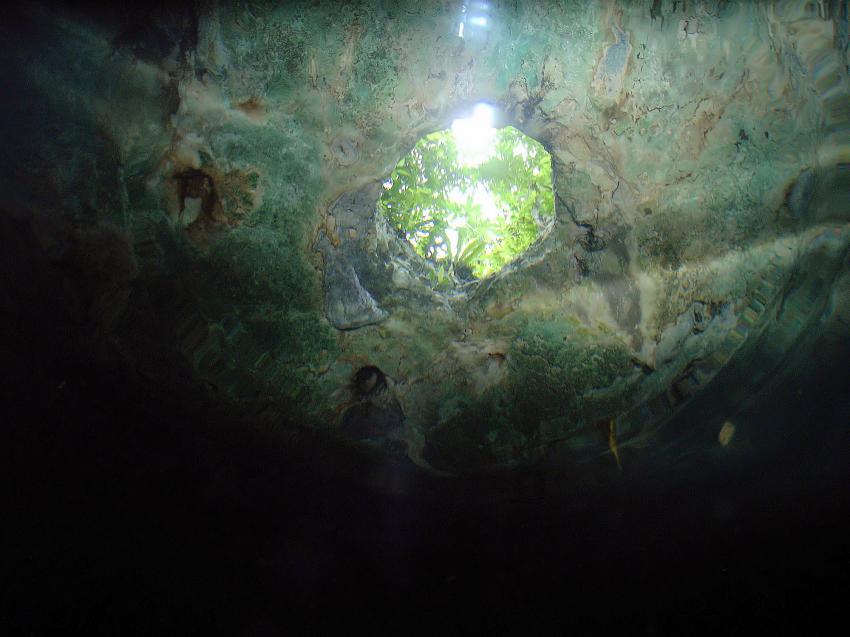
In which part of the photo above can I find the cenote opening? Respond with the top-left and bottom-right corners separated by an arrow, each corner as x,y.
379,104 -> 554,283
5,2 -> 850,634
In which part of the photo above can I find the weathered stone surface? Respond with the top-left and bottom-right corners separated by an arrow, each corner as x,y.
592,24 -> 632,107
2,0 -> 849,475
319,236 -> 388,330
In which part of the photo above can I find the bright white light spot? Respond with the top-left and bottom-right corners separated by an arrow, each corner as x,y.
445,227 -> 458,256
448,184 -> 502,222
512,143 -> 529,159
450,103 -> 497,167
469,16 -> 488,27
458,22 -> 464,38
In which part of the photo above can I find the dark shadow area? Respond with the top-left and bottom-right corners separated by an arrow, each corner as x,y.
1,3 -> 848,634
3,206 -> 849,635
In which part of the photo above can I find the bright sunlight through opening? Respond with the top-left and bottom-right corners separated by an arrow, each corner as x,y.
379,106 -> 554,286
450,103 -> 497,167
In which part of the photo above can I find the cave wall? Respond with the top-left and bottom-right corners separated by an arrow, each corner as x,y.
2,0 -> 849,475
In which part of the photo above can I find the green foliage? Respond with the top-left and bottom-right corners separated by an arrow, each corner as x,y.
379,126 -> 554,279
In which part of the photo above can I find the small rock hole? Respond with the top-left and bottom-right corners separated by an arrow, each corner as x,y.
353,365 -> 386,397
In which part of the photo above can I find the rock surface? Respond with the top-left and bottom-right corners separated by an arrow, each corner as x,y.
1,1 -> 848,475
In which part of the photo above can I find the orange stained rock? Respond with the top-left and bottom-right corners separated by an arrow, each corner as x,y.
718,421 -> 736,447
596,418 -> 622,472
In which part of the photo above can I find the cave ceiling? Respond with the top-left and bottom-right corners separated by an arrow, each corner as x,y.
2,0 -> 849,477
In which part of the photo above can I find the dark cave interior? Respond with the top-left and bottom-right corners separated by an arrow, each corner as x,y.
4,210 -> 849,633
3,1 -> 850,634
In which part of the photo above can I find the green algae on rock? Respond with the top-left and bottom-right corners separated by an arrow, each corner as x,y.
2,0 -> 849,475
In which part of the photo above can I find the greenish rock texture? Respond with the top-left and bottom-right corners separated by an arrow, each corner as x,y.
2,1 -> 849,475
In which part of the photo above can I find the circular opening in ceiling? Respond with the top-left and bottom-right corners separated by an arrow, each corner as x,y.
379,104 -> 554,285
